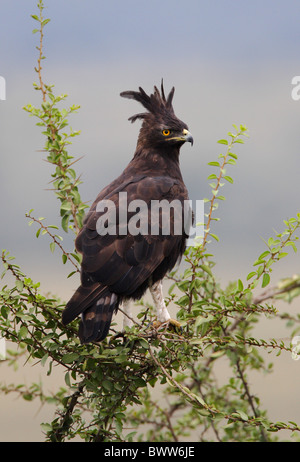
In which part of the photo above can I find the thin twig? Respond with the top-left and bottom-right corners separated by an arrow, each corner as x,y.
35,2 -> 46,102
25,212 -> 80,273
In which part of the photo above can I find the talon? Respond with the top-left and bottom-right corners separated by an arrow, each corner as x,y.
152,318 -> 182,331
168,318 -> 182,329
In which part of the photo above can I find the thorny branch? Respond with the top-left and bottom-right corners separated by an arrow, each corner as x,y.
34,0 -> 47,102
25,212 -> 80,273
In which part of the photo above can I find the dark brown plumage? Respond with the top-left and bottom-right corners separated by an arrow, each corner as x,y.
62,82 -> 193,343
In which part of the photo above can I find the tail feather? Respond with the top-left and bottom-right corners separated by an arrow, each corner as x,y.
62,285 -> 119,343
79,292 -> 119,344
62,283 -> 106,325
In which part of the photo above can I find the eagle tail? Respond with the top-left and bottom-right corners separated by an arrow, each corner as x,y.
62,285 -> 119,344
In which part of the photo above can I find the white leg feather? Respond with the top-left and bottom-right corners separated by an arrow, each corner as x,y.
121,299 -> 133,330
150,280 -> 171,323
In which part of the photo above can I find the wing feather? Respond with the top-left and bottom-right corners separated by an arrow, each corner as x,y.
76,176 -> 188,294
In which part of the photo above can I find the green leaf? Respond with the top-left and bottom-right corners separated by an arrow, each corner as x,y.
139,338 -> 149,350
224,175 -> 234,184
207,174 -> 218,180
61,214 -> 70,232
258,250 -> 270,260
195,314 -> 214,327
217,139 -> 228,145
49,242 -> 55,253
278,252 -> 288,259
115,419 -> 123,436
246,271 -> 256,281
200,264 -> 213,277
177,295 -> 190,307
40,423 -> 52,433
62,353 -> 79,364
228,152 -> 238,159
71,253 -> 81,263
18,326 -> 28,339
235,410 -> 249,421
16,280 -> 24,292
67,271 -> 77,278
133,377 -> 147,387
41,353 -> 49,367
262,273 -> 270,288
285,241 -> 297,253
102,380 -> 113,391
60,201 -> 72,212
71,189 -> 81,205
64,372 -> 71,387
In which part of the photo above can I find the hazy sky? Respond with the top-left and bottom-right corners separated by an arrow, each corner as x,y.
0,0 -> 300,441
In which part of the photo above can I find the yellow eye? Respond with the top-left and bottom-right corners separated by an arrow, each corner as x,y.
162,129 -> 170,136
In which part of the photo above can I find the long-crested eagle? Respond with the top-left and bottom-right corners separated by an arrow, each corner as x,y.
62,82 -> 193,343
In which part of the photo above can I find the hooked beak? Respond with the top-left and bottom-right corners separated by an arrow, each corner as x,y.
165,128 -> 194,146
182,128 -> 194,146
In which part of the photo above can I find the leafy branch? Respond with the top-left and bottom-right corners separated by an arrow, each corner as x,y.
246,215 -> 300,290
24,1 -> 88,235
25,211 -> 80,275
202,124 -> 248,248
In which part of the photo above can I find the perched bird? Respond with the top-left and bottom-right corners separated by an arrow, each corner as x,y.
62,82 -> 193,343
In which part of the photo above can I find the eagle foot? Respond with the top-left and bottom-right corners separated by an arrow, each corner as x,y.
152,318 -> 182,331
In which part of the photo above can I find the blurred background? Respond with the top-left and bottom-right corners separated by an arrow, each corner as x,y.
0,0 -> 299,441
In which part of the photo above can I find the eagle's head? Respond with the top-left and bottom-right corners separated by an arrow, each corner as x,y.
120,81 -> 193,151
